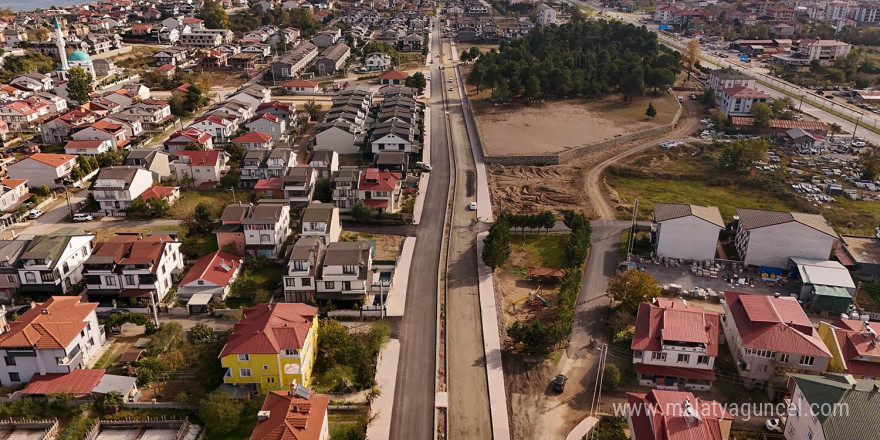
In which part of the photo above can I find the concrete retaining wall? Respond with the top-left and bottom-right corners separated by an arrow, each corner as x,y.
484,98 -> 683,166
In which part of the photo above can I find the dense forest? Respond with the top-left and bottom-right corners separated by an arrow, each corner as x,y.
467,20 -> 682,101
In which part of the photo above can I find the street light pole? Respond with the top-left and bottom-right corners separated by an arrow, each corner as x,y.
853,113 -> 864,142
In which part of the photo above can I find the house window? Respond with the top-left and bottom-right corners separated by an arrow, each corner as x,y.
343,265 -> 355,274
799,356 -> 815,366
285,279 -> 294,287
125,275 -> 136,285
677,354 -> 690,363
240,368 -> 251,377
651,352 -> 667,361
324,281 -> 334,289
105,276 -> 116,286
8,372 -> 19,382
267,377 -> 275,383
779,353 -> 790,363
263,365 -> 269,370
238,354 -> 249,361
302,278 -> 311,287
697,355 -> 710,364
283,349 -> 298,357
24,273 -> 35,283
342,281 -> 351,291
6,275 -> 14,283
197,280 -> 204,285
293,261 -> 304,271
4,356 -> 14,366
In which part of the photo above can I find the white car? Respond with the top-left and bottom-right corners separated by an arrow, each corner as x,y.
448,77 -> 453,83
853,141 -> 867,148
427,75 -> 432,80
699,118 -> 710,125
468,201 -> 477,211
448,87 -> 453,91
765,419 -> 783,433
27,209 -> 44,220
72,213 -> 93,222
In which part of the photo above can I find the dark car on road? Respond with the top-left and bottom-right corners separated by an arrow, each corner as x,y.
552,374 -> 567,393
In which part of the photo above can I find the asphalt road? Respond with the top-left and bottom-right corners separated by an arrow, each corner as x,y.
387,18 -> 448,440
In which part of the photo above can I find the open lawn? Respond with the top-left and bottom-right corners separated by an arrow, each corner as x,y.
328,409 -> 368,439
173,189 -> 246,218
495,234 -> 568,330
340,231 -> 404,260
472,91 -> 679,156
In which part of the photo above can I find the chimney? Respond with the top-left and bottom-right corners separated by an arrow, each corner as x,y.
257,410 -> 270,421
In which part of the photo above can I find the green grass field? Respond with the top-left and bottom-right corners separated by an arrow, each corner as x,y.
512,234 -> 568,269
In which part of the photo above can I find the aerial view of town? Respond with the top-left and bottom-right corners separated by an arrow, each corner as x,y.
0,0 -> 879,438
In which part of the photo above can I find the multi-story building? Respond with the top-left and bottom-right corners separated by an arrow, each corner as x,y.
282,165 -> 316,206
8,153 -> 78,189
90,167 -> 155,213
535,3 -> 556,26
357,168 -> 402,213
176,250 -> 242,302
0,179 -> 29,215
251,390 -> 330,440
17,228 -> 94,294
782,373 -> 879,440
817,319 -> 880,379
283,237 -> 324,303
163,127 -> 214,154
331,168 -> 360,212
631,299 -> 720,391
240,149 -> 296,188
220,303 -> 319,392
718,86 -> 772,117
316,241 -> 372,305
734,208 -> 838,268
627,389 -> 733,440
651,203 -> 723,261
269,42 -> 319,80
721,291 -> 832,387
216,202 -> 291,257
170,150 -> 230,187
300,202 -> 341,245
82,234 -> 183,304
0,296 -> 106,386
189,115 -> 236,142
314,43 -> 350,75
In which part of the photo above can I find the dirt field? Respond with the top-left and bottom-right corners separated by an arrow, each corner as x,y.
495,235 -> 567,330
339,231 -> 404,260
489,165 -> 587,216
475,94 -> 679,156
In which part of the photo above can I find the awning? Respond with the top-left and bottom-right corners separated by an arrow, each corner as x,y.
187,292 -> 213,307
813,284 -> 852,298
835,246 -> 856,267
636,363 -> 717,381
119,289 -> 153,298
362,199 -> 389,208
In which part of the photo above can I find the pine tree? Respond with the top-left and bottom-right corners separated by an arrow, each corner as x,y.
645,102 -> 657,119
482,218 -> 511,269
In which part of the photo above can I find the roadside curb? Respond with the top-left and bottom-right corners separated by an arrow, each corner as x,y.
366,339 -> 401,440
385,237 -> 415,317
475,232 -> 512,440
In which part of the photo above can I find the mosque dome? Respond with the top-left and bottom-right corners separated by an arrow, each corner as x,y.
68,51 -> 91,62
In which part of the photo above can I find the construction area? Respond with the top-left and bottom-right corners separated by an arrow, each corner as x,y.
0,419 -> 59,440
87,418 -> 198,440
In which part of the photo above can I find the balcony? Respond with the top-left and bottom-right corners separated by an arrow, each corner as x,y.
57,348 -> 83,372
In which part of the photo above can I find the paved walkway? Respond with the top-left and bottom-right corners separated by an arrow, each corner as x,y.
565,416 -> 600,440
476,232 -> 511,440
386,237 -> 415,317
367,339 -> 401,440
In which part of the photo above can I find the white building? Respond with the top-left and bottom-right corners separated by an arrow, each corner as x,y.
365,52 -> 392,71
734,208 -> 838,268
8,153 -> 78,188
718,86 -> 771,117
0,296 -> 106,386
82,234 -> 183,304
316,241 -> 372,305
18,228 -> 95,294
176,250 -> 242,302
300,202 -> 341,245
283,165 -> 317,206
189,115 -> 236,142
91,167 -> 155,213
651,203 -> 723,261
170,150 -> 230,187
535,3 -> 557,26
242,202 -> 291,257
631,299 -> 720,391
783,373 -> 880,440
63,139 -> 114,157
283,237 -> 324,303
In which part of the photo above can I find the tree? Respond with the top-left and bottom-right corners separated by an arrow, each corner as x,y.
750,101 -> 772,128
314,178 -> 332,203
35,27 -> 50,42
571,7 -> 587,23
682,38 -> 701,83
645,102 -> 657,119
304,99 -> 323,120
187,202 -> 219,233
482,217 -> 511,269
718,138 -> 768,171
201,0 -> 230,29
66,67 -> 92,103
606,269 -> 661,312
603,364 -> 621,391
523,75 -> 541,102
492,78 -> 510,102
76,155 -> 92,174
404,71 -> 427,94
94,391 -> 123,414
168,93 -> 186,117
184,85 -> 206,113
860,147 -> 880,181
351,201 -> 372,223
219,169 -> 240,189
700,88 -> 716,108
188,323 -> 214,343
769,97 -> 793,117
829,122 -> 843,137
200,390 -> 244,436
468,47 -> 481,60
229,274 -> 257,299
619,68 -> 645,103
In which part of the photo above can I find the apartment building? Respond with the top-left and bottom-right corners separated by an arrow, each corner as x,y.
82,234 -> 183,304
90,167 -> 155,213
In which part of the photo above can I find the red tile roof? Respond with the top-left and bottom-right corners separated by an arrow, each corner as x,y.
64,140 -> 107,150
255,177 -> 284,190
627,390 -> 731,440
251,391 -> 329,440
379,70 -> 409,80
26,153 -> 77,168
233,131 -> 273,143
358,168 -> 400,191
195,114 -> 233,126
829,319 -> 880,377
632,299 -> 720,356
362,199 -> 388,209
250,113 -> 281,124
0,178 -> 27,188
724,291 -> 831,357
0,296 -> 97,349
166,127 -> 212,145
156,64 -> 175,72
283,80 -> 319,88
220,303 -> 318,357
4,101 -> 36,116
174,150 -> 222,167
21,369 -> 105,395
139,186 -> 178,201
181,250 -> 241,287
91,119 -> 126,133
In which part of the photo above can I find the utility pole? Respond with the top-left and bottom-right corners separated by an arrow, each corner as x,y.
626,197 -> 639,264
852,113 -> 864,142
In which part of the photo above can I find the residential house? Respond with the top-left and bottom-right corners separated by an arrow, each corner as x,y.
123,150 -> 171,182
379,70 -> 409,85
718,86 -> 772,117
774,39 -> 853,67
40,109 -> 97,144
113,100 -> 173,129
311,28 -> 341,47
0,101 -> 41,132
734,208 -> 838,268
215,202 -> 291,257
631,299 -> 720,391
232,132 -> 274,150
171,150 -> 230,187
818,319 -> 880,379
783,373 -> 880,440
0,240 -> 27,299
8,153 -> 78,188
240,149 -> 297,189
314,43 -> 350,75
214,204 -> 251,256
721,291 -> 832,388
246,114 -> 287,142
63,139 -> 113,157
190,115 -> 236,142
316,241 -> 372,305
374,151 -> 408,173
70,118 -> 134,149
358,168 -> 401,213
152,47 -> 190,66
651,203 -> 723,261
370,120 -> 414,154
309,150 -> 338,179
90,166 -> 154,213
313,120 -> 362,155
0,296 -> 105,386
250,390 -> 329,440
535,3 -> 557,26
163,127 -> 214,154
9,73 -> 53,92
255,102 -> 298,125
269,42 -> 318,79
0,179 -> 29,214
283,80 -> 320,94
626,389 -> 733,440
178,29 -> 224,48
283,237 -> 324,303
708,69 -> 755,97
177,250 -> 242,302
220,303 -> 318,392
300,202 -> 341,245
283,166 -> 317,206
331,168 -> 360,212
82,234 -> 183,304
365,52 -> 392,71
18,228 -> 94,294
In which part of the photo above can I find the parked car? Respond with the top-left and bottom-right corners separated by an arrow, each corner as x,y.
853,141 -> 867,148
98,308 -> 131,319
552,374 -> 567,393
765,419 -> 783,433
27,209 -> 43,219
448,77 -> 453,83
448,87 -> 453,91
468,201 -> 477,211
72,213 -> 93,222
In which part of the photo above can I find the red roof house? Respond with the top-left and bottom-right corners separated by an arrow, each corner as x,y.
177,250 -> 243,301
251,391 -> 330,440
379,70 -> 409,85
627,389 -> 733,440
220,303 -> 318,357
357,168 -> 402,212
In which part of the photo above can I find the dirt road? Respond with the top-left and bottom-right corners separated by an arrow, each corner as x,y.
584,99 -> 703,220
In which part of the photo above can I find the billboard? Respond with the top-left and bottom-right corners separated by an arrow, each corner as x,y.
739,54 -> 750,62
658,25 -> 673,30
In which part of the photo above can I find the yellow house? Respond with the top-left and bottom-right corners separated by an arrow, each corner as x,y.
219,303 -> 319,393
817,319 -> 880,379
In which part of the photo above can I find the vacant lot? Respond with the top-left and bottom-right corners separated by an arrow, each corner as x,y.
495,234 -> 567,331
474,93 -> 679,156
339,231 -> 404,260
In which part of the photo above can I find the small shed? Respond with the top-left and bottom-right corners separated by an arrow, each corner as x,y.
528,267 -> 565,283
119,348 -> 145,364
92,374 -> 139,402
789,257 -> 856,314
187,292 -> 213,315
786,127 -> 818,149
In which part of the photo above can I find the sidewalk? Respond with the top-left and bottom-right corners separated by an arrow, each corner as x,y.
475,232 -> 511,440
385,237 -> 415,317
413,105 -> 431,225
366,339 -> 400,440
566,416 -> 600,440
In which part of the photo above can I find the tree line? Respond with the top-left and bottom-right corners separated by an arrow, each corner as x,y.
467,20 -> 682,102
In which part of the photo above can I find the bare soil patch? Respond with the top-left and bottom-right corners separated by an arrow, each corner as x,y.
488,164 -> 587,216
340,231 -> 404,260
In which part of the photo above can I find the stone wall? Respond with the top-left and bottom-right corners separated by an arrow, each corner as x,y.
484,96 -> 684,166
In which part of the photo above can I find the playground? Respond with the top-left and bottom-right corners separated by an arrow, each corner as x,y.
494,235 -> 569,334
